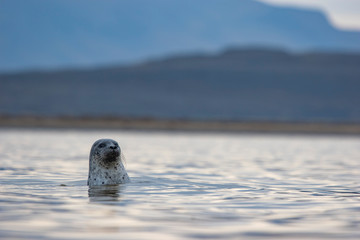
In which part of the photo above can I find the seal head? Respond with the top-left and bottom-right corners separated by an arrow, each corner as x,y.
87,139 -> 130,186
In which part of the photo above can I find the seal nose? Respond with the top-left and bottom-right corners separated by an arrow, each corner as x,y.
109,145 -> 117,150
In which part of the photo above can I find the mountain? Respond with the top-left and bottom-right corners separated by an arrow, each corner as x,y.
1,0 -> 360,72
1,48 -> 360,122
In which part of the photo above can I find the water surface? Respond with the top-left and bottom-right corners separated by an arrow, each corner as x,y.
0,129 -> 359,239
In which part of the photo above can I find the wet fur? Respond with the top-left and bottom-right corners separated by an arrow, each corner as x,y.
87,139 -> 130,186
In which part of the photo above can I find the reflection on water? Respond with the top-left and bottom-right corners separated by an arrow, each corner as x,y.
88,185 -> 125,203
0,129 -> 359,239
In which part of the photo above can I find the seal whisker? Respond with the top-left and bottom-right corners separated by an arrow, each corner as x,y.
120,152 -> 127,165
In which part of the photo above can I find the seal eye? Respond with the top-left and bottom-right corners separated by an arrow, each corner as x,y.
98,143 -> 106,148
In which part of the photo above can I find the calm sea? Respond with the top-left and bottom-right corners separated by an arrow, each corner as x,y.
0,129 -> 359,239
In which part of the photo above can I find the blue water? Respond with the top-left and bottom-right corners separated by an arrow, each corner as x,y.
0,129 -> 359,239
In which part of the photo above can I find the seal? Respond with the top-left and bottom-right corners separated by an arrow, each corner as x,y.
87,139 -> 130,186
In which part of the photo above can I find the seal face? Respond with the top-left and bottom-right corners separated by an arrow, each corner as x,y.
87,139 -> 130,186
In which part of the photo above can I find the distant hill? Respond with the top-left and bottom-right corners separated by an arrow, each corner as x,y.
1,0 -> 360,72
1,48 -> 360,122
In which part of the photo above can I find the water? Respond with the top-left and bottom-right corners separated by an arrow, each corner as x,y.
0,129 -> 359,240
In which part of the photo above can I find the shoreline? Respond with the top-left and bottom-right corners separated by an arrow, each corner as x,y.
1,116 -> 360,135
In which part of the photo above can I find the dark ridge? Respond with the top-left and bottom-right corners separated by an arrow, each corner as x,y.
1,48 -> 360,123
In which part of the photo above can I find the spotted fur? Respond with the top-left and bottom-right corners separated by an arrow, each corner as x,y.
87,139 -> 130,186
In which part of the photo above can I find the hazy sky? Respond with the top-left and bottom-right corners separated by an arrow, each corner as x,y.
259,0 -> 360,30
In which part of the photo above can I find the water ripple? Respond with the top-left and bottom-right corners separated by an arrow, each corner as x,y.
0,129 -> 359,239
